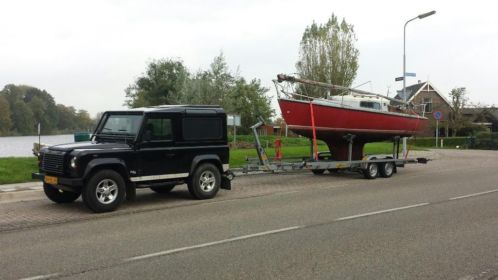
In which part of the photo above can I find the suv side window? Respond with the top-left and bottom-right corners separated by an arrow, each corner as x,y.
144,117 -> 173,141
183,118 -> 222,140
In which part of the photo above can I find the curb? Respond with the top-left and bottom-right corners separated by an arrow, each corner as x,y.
0,182 -> 42,193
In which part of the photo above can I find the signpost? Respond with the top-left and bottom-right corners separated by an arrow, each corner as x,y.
227,114 -> 241,147
433,111 -> 442,148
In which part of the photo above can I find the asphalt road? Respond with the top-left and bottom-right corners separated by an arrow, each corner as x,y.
0,149 -> 497,280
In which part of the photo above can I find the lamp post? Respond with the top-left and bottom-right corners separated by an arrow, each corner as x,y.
402,10 -> 436,158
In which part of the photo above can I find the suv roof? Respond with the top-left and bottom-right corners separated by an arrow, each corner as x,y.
107,105 -> 225,114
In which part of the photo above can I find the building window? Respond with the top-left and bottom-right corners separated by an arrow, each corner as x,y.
423,98 -> 432,113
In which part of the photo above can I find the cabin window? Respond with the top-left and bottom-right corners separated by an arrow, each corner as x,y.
144,117 -> 173,141
183,118 -> 222,140
360,101 -> 381,110
423,98 -> 433,113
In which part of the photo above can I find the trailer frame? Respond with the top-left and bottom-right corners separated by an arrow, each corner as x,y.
236,119 -> 428,179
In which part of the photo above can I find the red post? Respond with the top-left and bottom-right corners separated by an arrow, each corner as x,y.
274,138 -> 282,160
309,102 -> 319,161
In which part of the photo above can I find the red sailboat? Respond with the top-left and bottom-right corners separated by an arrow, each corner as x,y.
275,74 -> 428,160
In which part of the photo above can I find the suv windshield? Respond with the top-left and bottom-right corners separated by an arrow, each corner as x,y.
100,114 -> 143,135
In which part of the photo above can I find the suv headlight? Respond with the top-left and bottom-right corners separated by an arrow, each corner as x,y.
70,157 -> 77,169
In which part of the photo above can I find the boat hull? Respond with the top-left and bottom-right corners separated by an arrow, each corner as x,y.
278,98 -> 428,160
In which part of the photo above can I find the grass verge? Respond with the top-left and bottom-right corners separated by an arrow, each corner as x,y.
0,157 -> 38,185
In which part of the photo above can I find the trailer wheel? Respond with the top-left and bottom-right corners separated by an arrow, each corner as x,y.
379,162 -> 394,178
311,169 -> 325,175
363,163 -> 378,179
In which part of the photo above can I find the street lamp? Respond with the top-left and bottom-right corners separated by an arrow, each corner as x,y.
402,10 -> 436,158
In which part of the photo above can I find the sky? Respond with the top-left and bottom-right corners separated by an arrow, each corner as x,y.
1,0 -> 497,117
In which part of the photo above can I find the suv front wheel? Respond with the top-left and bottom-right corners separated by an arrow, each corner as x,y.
82,169 -> 125,213
188,163 -> 220,199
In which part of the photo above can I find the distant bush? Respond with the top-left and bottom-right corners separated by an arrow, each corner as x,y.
409,133 -> 498,150
408,137 -> 468,148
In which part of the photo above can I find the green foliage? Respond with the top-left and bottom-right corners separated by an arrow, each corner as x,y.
125,53 -> 274,134
467,132 -> 498,150
296,14 -> 359,97
0,84 -> 94,136
408,137 -> 468,148
11,101 -> 35,134
448,87 -> 472,136
125,59 -> 189,107
0,95 -> 12,134
0,157 -> 38,184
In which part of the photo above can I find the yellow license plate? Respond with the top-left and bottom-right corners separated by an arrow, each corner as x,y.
44,175 -> 58,185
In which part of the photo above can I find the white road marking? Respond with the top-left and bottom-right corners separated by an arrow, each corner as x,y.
335,203 -> 430,221
449,189 -> 498,201
124,226 -> 301,262
0,188 -> 17,192
18,273 -> 60,280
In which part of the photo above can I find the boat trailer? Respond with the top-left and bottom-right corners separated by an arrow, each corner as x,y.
237,119 -> 428,179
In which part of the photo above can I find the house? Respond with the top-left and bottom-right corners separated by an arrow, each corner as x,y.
462,107 -> 498,132
395,81 -> 452,137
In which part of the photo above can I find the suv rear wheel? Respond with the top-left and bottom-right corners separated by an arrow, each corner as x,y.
188,163 -> 220,199
43,183 -> 80,203
82,169 -> 125,213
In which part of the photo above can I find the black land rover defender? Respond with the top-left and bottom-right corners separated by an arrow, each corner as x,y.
32,105 -> 233,213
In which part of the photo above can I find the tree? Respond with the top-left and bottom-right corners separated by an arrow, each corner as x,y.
226,78 -> 273,134
75,110 -> 93,131
11,101 -> 35,135
25,88 -> 59,134
125,59 -> 190,107
448,87 -> 471,136
0,95 -> 12,135
125,53 -> 274,133
296,14 -> 359,97
56,104 -> 77,131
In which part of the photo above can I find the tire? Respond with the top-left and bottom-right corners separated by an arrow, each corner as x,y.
150,184 -> 176,194
311,169 -> 325,175
82,169 -> 125,213
379,162 -> 395,178
363,163 -> 379,179
187,163 -> 220,200
43,183 -> 80,203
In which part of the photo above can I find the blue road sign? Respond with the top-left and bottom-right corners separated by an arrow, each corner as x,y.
433,111 -> 442,120
405,72 -> 417,77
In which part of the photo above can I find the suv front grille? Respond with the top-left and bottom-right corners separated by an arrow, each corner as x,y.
42,153 -> 65,175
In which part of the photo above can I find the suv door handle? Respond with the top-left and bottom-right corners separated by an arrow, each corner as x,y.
165,153 -> 175,158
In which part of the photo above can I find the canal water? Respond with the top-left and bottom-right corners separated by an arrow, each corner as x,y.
0,135 -> 74,157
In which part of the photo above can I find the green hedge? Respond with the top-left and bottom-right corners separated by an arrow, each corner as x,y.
408,133 -> 498,150
408,137 -> 468,148
468,132 -> 498,150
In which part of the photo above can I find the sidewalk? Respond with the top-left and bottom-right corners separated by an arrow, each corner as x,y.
0,181 -> 42,193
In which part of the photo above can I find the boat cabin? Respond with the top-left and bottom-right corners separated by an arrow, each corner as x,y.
324,94 -> 390,112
